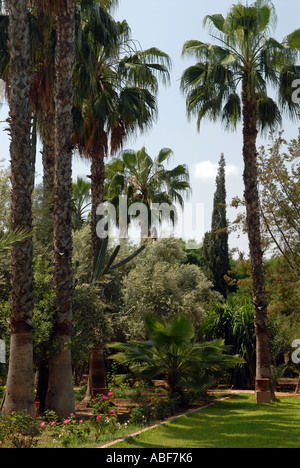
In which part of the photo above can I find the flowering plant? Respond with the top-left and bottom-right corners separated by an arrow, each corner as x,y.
90,392 -> 119,440
40,412 -> 90,448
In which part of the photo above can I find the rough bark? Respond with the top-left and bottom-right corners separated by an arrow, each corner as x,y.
3,0 -> 35,415
39,110 -> 55,250
90,151 -> 106,270
46,335 -> 74,418
4,333 -> 35,414
83,152 -> 107,402
41,110 -> 55,196
242,74 -> 271,384
45,0 -> 76,418
85,344 -> 108,400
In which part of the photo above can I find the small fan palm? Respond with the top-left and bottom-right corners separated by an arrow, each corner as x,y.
109,315 -> 243,403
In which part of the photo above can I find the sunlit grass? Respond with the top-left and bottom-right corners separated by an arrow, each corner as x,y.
112,394 -> 300,449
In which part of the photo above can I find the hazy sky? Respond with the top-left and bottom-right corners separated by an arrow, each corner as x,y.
0,0 -> 299,254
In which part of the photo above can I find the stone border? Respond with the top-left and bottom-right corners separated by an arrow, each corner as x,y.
99,395 -> 234,448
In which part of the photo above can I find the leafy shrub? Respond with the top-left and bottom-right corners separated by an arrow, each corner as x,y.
129,396 -> 179,426
129,402 -> 154,426
0,410 -> 41,448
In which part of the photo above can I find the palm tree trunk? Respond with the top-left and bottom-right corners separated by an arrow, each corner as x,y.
45,0 -> 76,419
41,110 -> 55,196
90,151 -> 106,269
84,344 -> 108,402
242,75 -> 272,400
39,110 -> 55,250
83,152 -> 108,403
3,0 -> 35,415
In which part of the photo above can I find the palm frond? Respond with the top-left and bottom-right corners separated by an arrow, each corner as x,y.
0,227 -> 32,253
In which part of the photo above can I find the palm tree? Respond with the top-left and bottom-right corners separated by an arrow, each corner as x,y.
3,0 -> 35,415
109,315 -> 243,405
105,146 -> 191,238
38,0 -> 77,419
180,0 -> 300,397
31,5 -> 56,201
74,9 -> 172,264
73,8 -> 171,402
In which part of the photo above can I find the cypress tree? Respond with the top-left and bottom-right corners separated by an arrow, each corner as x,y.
202,154 -> 230,298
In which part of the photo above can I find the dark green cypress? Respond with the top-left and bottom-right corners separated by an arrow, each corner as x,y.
202,154 -> 230,298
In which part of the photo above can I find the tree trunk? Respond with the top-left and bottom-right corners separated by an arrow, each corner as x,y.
41,110 -> 55,197
83,152 -> 107,403
242,75 -> 272,395
85,344 -> 108,401
3,0 -> 35,416
46,335 -> 74,418
296,366 -> 300,394
40,110 -> 55,250
90,151 -> 106,270
45,0 -> 76,419
36,359 -> 49,414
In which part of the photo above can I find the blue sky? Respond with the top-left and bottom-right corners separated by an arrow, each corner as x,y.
0,0 -> 299,255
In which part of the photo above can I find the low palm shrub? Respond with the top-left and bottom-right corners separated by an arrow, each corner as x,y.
108,315 -> 244,405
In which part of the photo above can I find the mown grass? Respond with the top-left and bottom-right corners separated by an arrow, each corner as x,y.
111,394 -> 300,449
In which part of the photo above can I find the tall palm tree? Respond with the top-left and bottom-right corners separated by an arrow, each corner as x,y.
3,0 -> 35,415
30,4 -> 56,199
73,10 -> 171,401
181,0 -> 300,395
74,9 -> 172,264
105,146 -> 191,238
38,0 -> 77,419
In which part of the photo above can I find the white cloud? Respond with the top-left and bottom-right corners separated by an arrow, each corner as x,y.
194,160 -> 239,180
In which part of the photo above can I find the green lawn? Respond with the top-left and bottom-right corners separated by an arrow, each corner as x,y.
110,394 -> 300,449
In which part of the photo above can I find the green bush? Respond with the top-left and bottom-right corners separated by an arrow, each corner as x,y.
0,410 -> 41,448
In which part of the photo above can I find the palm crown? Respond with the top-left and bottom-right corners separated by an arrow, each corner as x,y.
105,146 -> 191,209
181,0 -> 300,132
105,147 -> 191,237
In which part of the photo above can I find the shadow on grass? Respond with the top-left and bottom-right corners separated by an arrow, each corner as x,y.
112,394 -> 300,449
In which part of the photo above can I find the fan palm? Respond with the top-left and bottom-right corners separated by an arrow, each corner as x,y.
73,9 -> 171,263
181,0 -> 300,390
109,315 -> 243,404
73,5 -> 171,401
105,146 -> 191,238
